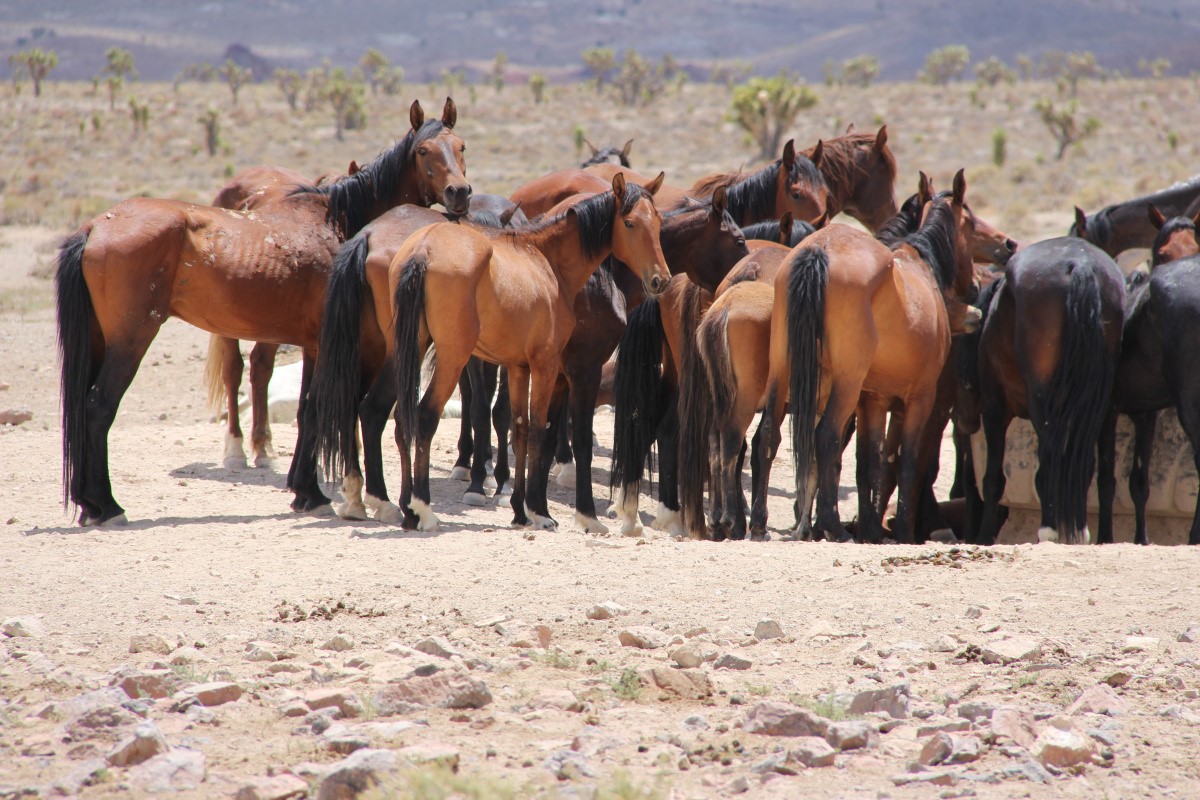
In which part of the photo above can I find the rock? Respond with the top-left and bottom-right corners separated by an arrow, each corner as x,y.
305,689 -> 364,719
0,408 -> 32,426
106,722 -> 168,767
186,681 -> 244,707
742,702 -> 831,737
2,617 -> 44,638
244,644 -> 277,663
320,635 -> 355,652
544,750 -> 597,780
571,728 -> 626,757
981,637 -> 1041,665
1104,671 -> 1132,688
585,602 -> 629,620
413,637 -> 458,660
714,653 -> 753,671
917,718 -> 972,737
495,620 -> 552,649
46,758 -> 107,796
965,606 -> 983,619
786,736 -> 837,768
754,619 -> 785,640
956,701 -> 995,722
234,774 -> 309,800
1122,635 -> 1158,653
66,705 -> 140,740
117,669 -> 180,700
528,689 -> 583,712
316,749 -> 398,800
129,748 -> 206,793
373,670 -> 491,712
683,715 -> 710,731
669,642 -> 717,669
918,732 -> 982,766
1033,716 -> 1098,769
169,647 -> 204,665
1158,704 -> 1200,723
618,626 -> 669,650
825,720 -> 873,751
930,635 -> 959,653
397,742 -> 460,772
639,668 -> 713,700
1067,684 -> 1129,716
891,770 -> 959,787
281,700 -> 309,718
722,776 -> 750,794
325,734 -> 370,755
846,681 -> 910,719
129,633 -> 173,656
1178,625 -> 1200,644
990,707 -> 1038,749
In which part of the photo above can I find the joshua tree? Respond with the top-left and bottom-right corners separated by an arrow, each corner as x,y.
920,45 -> 970,85
529,72 -> 547,104
1035,97 -> 1101,160
729,72 -> 819,159
8,48 -> 57,96
199,107 -> 221,156
358,48 -> 389,94
274,68 -> 302,111
581,47 -> 616,91
219,59 -> 253,106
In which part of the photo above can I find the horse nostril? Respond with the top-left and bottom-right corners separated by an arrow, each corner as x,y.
1006,238 -> 1018,252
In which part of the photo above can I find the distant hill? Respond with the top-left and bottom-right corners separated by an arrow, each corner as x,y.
2,0 -> 1198,83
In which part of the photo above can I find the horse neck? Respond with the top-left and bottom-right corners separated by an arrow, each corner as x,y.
724,166 -> 776,226
824,143 -> 894,232
533,214 -> 612,301
660,212 -> 717,290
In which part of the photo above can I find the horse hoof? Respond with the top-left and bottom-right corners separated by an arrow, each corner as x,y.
929,528 -> 957,544
653,505 -> 685,540
575,512 -> 609,534
449,465 -> 471,482
1036,526 -> 1059,544
495,482 -> 513,497
555,462 -> 576,488
253,455 -> 276,469
411,499 -> 440,532
483,475 -> 498,491
371,501 -> 404,525
223,456 -> 249,470
336,501 -> 369,521
462,491 -> 489,507
308,503 -> 335,518
98,513 -> 129,528
532,515 -> 557,531
619,520 -> 644,538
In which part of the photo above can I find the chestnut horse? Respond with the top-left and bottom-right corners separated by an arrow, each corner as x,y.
960,212 -> 1125,545
758,172 -> 977,544
1097,205 -> 1200,545
54,99 -> 469,525
389,174 -> 670,531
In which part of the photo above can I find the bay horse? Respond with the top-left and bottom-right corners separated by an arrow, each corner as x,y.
389,174 -> 670,531
757,172 -> 978,544
580,138 -> 634,168
1097,205 -> 1200,546
54,98 -> 469,525
1071,175 -> 1200,258
962,211 -> 1125,545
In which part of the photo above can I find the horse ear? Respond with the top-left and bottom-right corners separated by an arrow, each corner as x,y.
811,140 -> 824,168
814,209 -> 831,229
347,160 -> 360,176
499,201 -> 522,227
621,138 -> 634,159
409,100 -> 425,130
441,97 -> 457,129
952,168 -> 967,206
1148,203 -> 1167,230
1073,206 -> 1088,238
1192,207 -> 1200,229
873,125 -> 889,153
918,171 -> 933,205
779,211 -> 793,244
643,171 -> 666,197
612,172 -> 627,203
781,139 -> 796,169
845,122 -> 857,133
584,138 -> 599,157
711,185 -> 728,215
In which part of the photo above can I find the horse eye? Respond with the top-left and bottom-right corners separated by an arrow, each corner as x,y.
737,238 -> 746,247
624,220 -> 634,229
417,147 -> 429,156
461,144 -> 466,152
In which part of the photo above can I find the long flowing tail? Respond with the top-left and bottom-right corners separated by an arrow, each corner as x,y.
202,334 -> 226,417
311,233 -> 371,478
679,300 -> 733,536
392,252 -> 428,445
1037,263 -> 1114,543
610,296 -> 665,495
55,229 -> 93,513
786,246 -> 828,484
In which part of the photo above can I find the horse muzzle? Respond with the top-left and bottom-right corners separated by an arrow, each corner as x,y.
645,271 -> 669,296
444,184 -> 472,216
961,305 -> 983,334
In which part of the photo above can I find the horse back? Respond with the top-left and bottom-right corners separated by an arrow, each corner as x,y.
715,243 -> 790,298
510,169 -> 609,219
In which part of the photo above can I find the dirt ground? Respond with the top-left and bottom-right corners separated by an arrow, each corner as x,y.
2,224 -> 1200,799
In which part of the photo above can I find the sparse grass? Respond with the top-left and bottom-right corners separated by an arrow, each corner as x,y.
0,284 -> 52,314
792,694 -> 850,721
356,692 -> 379,720
588,658 -> 617,674
168,662 -> 207,684
536,649 -> 579,671
611,668 -> 642,701
362,765 -> 526,800
1012,674 -> 1038,689
746,683 -> 772,696
595,772 -> 667,800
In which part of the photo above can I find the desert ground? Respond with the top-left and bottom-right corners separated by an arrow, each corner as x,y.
2,78 -> 1200,798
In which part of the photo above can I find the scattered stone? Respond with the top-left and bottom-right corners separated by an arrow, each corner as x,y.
129,748 -> 206,793
1067,684 -> 1129,716
639,668 -> 713,700
0,408 -> 32,426
244,643 -> 277,663
1122,635 -> 1158,653
106,722 -> 168,767
495,620 -> 552,649
544,750 -> 596,780
714,653 -> 753,671
965,606 -> 983,619
321,635 -> 355,652
116,669 -> 180,700
980,637 -> 1041,665
722,776 -> 750,794
571,728 -> 626,757
846,681 -> 910,719
397,742 -> 460,772
234,774 -> 309,800
413,637 -> 458,660
474,614 -> 511,628
316,748 -> 398,800
684,626 -> 709,638
930,635 -> 959,653
670,642 -> 717,669
1103,671 -> 1132,688
891,770 -> 959,787
787,736 -> 837,768
918,732 -> 982,766
825,720 -> 873,751
742,702 -> 831,737
917,719 -> 972,737
281,700 -> 309,718
618,626 -> 669,650
186,681 -> 244,707
683,715 -> 710,731
325,733 -> 370,755
129,633 -> 173,656
373,670 -> 492,712
585,602 -> 629,620
305,689 -> 364,719
990,707 -> 1038,749
528,689 -> 583,712
66,704 -> 140,740
956,701 -> 994,722
2,617 -> 44,638
1033,717 -> 1098,769
1158,704 -> 1200,723
46,758 -> 108,796
1178,625 -> 1200,644
753,619 -> 785,640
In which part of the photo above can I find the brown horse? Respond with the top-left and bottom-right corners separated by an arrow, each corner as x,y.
388,174 -> 669,531
580,138 -> 634,168
755,172 -> 977,544
1071,176 -> 1200,259
54,98 -> 469,525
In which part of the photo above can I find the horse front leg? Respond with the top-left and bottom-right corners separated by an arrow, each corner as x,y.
507,364 -> 532,527
1096,410 -> 1117,545
248,342 -> 279,466
451,364 -> 475,481
977,404 -> 1010,546
1128,411 -> 1156,546
462,358 -> 495,507
523,363 -> 560,530
219,337 -> 248,469
752,383 -> 786,540
290,348 -> 333,515
569,367 -> 608,533
359,359 -> 403,524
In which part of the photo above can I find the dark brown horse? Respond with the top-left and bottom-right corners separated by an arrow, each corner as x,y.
55,99 -> 469,525
580,138 -> 634,168
1071,175 -> 1200,259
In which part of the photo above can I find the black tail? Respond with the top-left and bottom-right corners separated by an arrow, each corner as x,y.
55,229 -> 93,514
679,300 -> 731,536
311,233 -> 371,478
393,253 -> 428,444
610,296 -> 665,493
786,246 -> 828,484
1037,264 -> 1114,543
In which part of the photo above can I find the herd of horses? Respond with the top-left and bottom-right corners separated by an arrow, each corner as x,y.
52,96 -> 1200,546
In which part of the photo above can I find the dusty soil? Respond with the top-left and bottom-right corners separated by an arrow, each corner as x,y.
2,228 -> 1200,798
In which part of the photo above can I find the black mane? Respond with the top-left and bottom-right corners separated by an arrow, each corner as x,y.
569,183 -> 652,259
295,119 -> 447,238
740,218 -> 816,247
580,146 -> 632,169
722,155 -> 826,225
874,192 -> 923,249
1150,215 -> 1198,267
1072,206 -> 1113,248
901,191 -> 960,290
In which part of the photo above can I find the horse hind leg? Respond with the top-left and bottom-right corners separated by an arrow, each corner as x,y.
360,360 -> 403,524
289,348 -> 333,516
652,399 -> 685,538
248,341 -> 279,467
568,368 -> 609,534
462,358 -> 493,507
491,368 -> 512,497
410,349 -> 472,532
219,337 -> 248,469
451,366 -> 474,481
813,385 -> 858,544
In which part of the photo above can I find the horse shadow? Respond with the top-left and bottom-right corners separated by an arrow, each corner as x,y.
24,512 -> 302,536
168,462 -> 288,489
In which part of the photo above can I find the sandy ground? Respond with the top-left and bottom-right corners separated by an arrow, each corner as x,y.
2,228 -> 1200,799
